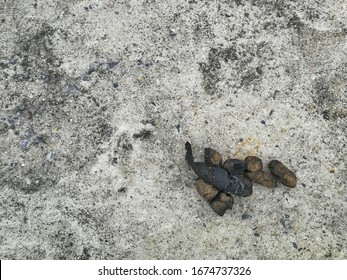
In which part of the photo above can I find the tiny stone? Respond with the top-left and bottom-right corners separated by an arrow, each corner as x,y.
169,28 -> 177,36
108,61 -> 118,69
20,139 -> 31,150
241,213 -> 252,220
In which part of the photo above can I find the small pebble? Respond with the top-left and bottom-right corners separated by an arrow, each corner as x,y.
241,213 -> 252,220
108,61 -> 118,70
20,139 -> 31,150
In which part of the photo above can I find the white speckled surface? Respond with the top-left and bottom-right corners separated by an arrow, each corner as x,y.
0,0 -> 346,259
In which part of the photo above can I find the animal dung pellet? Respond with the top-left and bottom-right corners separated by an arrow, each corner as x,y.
185,142 -> 230,190
204,148 -> 223,167
210,193 -> 234,216
245,171 -> 277,188
196,178 -> 233,216
245,156 -> 263,172
223,159 -> 246,175
195,178 -> 219,203
228,175 -> 253,197
268,160 -> 297,188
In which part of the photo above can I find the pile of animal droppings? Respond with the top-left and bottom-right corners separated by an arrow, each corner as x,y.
185,142 -> 297,216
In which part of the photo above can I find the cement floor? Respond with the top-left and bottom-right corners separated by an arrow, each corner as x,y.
0,0 -> 346,259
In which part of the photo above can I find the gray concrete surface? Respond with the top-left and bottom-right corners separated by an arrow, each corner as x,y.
0,0 -> 346,259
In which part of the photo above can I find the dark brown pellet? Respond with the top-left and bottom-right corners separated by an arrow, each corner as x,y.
210,192 -> 234,216
245,156 -> 263,172
195,178 -> 219,203
246,171 -> 277,188
204,148 -> 223,167
268,160 -> 297,188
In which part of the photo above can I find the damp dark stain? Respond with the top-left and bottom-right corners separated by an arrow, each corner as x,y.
79,248 -> 91,260
287,14 -> 305,32
199,47 -> 237,95
133,129 -> 152,140
312,75 -> 347,121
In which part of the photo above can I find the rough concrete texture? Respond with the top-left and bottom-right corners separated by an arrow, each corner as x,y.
0,0 -> 346,260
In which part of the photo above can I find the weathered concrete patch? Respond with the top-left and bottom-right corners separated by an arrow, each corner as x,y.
0,0 -> 346,259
